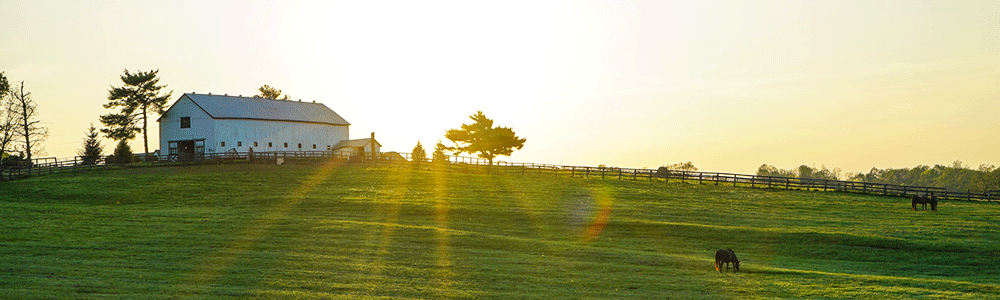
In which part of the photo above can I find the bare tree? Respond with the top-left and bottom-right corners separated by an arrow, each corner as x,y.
0,81 -> 18,169
0,94 -> 16,154
11,81 -> 47,163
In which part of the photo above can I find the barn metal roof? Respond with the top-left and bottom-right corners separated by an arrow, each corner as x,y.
334,138 -> 380,149
171,93 -> 350,126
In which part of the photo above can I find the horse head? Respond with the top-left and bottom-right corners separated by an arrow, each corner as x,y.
729,249 -> 740,272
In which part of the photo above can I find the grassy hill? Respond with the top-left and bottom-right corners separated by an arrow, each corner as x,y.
1,163 -> 998,299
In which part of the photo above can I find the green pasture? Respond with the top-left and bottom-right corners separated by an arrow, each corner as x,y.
1,163 -> 998,299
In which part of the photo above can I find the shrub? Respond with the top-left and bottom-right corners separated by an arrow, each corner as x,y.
109,140 -> 136,164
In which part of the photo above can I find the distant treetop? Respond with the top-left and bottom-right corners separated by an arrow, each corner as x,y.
255,85 -> 291,100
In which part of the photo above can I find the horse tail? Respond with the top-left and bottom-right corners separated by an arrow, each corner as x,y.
714,249 -> 726,272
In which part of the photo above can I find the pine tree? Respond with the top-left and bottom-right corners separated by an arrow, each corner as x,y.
101,69 -> 172,157
432,140 -> 449,164
411,141 -> 427,163
444,111 -> 525,165
110,140 -> 135,165
78,124 -> 104,165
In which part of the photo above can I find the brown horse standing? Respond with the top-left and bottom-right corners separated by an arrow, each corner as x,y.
715,249 -> 740,272
912,194 -> 938,211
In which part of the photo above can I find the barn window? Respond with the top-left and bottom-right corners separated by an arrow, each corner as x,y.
253,142 -> 258,147
327,145 -> 331,150
169,142 -> 178,155
298,143 -> 302,149
221,141 -> 226,147
180,117 -> 190,128
237,141 -> 242,147
312,144 -> 316,149
268,142 -> 272,147
284,142 -> 288,148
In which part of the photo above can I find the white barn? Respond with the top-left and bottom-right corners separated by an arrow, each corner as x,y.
158,93 -> 378,158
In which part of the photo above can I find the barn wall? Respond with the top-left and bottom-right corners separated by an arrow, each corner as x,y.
159,96 -> 215,153
210,119 -> 349,153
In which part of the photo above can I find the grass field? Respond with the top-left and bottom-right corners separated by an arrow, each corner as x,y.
1,163 -> 999,299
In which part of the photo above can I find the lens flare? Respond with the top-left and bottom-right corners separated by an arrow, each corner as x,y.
579,187 -> 613,242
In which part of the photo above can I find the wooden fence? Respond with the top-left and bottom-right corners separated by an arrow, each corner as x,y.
0,151 -> 352,181
382,153 -> 999,202
3,151 -> 998,202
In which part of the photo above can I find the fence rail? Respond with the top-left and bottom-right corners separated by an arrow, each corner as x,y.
2,151 -> 997,202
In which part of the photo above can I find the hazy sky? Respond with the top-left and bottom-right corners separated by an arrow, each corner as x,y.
1,1 -> 997,174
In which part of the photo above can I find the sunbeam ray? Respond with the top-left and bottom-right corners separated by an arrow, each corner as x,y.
432,169 -> 456,298
185,160 -> 344,289
357,167 -> 408,295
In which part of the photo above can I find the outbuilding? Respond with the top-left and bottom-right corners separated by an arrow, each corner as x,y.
158,93 -> 371,159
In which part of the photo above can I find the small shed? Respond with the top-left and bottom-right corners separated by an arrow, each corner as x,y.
333,132 -> 381,159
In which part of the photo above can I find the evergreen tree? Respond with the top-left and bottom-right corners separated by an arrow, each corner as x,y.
444,111 -> 525,165
411,141 -> 427,163
101,69 -> 172,157
78,124 -> 104,165
432,140 -> 449,164
110,140 -> 135,165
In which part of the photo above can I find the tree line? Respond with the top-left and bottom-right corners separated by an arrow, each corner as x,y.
757,162 -> 1000,194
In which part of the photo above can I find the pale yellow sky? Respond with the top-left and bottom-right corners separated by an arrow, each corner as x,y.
1,0 -> 997,174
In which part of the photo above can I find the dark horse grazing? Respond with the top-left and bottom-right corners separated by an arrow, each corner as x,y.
912,193 -> 938,211
715,249 -> 740,273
